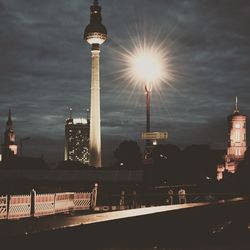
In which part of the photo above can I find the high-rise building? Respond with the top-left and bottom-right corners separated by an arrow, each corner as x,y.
84,0 -> 107,167
2,109 -> 18,161
64,110 -> 90,164
217,97 -> 247,180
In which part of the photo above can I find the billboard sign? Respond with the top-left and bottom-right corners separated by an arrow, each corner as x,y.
142,132 -> 168,140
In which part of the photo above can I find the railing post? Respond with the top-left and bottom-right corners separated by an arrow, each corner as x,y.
119,191 -> 125,209
53,193 -> 56,214
7,195 -> 10,219
30,189 -> 36,217
91,183 -> 98,210
132,191 -> 137,209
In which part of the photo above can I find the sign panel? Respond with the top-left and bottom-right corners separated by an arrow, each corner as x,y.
141,132 -> 168,140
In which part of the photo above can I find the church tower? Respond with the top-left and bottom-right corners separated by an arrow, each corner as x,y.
226,97 -> 247,172
2,109 -> 18,161
217,97 -> 247,180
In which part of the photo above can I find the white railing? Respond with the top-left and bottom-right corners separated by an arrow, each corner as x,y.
0,196 -> 7,219
73,192 -> 92,211
34,193 -> 55,217
0,184 -> 98,220
8,195 -> 31,219
55,192 -> 74,214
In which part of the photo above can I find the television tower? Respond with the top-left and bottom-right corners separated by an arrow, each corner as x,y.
84,0 -> 107,167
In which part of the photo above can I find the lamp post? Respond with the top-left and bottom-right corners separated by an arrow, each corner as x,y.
145,83 -> 152,147
130,50 -> 163,155
118,36 -> 172,159
145,83 -> 152,133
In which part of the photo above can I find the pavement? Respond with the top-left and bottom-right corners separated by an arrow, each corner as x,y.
0,198 -> 245,239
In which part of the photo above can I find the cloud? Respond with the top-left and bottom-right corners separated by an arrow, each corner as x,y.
0,0 -> 249,165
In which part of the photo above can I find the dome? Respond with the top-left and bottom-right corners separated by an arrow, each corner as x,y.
84,23 -> 107,37
84,23 -> 107,44
84,1 -> 107,45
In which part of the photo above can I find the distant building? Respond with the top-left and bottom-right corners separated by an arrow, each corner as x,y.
64,110 -> 90,165
1,110 -> 18,161
217,97 -> 247,180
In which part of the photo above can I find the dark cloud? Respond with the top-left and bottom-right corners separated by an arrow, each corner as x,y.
0,0 -> 249,165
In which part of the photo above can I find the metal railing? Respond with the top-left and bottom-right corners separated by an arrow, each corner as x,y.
0,184 -> 98,220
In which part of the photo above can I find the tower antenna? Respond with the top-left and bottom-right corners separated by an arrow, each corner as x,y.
69,107 -> 72,119
8,109 -> 11,120
235,96 -> 239,113
7,109 -> 13,129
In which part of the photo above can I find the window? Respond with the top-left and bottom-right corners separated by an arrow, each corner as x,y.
235,123 -> 240,128
235,131 -> 240,141
235,148 -> 241,156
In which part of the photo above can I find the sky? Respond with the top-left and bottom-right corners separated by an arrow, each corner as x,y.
0,0 -> 250,165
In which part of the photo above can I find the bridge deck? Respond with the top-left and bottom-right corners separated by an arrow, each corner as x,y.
0,197 -> 245,240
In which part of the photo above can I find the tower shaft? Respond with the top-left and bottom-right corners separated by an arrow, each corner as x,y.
89,47 -> 101,167
146,89 -> 150,133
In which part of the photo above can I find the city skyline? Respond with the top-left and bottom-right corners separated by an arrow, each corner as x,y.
0,0 -> 250,164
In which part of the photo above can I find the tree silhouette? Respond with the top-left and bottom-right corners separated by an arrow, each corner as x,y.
234,147 -> 250,193
114,140 -> 142,169
151,144 -> 181,184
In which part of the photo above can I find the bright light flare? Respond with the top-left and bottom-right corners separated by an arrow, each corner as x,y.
117,38 -> 174,93
131,50 -> 163,83
106,28 -> 178,107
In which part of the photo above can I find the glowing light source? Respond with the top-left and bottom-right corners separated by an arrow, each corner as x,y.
125,44 -> 169,89
115,36 -> 174,158
132,50 -> 163,83
113,34 -> 174,95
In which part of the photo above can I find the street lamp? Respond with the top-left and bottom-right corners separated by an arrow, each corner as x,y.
117,36 -> 172,158
131,49 -> 164,149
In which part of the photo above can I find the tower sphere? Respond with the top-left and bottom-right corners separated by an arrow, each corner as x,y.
84,1 -> 107,45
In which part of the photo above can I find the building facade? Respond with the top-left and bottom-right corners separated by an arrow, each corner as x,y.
64,113 -> 90,165
1,110 -> 18,161
217,97 -> 247,180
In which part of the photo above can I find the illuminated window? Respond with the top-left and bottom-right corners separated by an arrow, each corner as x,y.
235,148 -> 241,156
235,123 -> 240,128
236,131 -> 240,141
